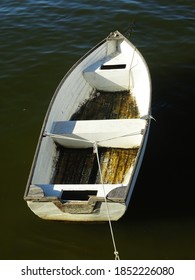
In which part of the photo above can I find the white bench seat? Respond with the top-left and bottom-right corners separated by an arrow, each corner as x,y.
47,119 -> 146,149
83,52 -> 134,91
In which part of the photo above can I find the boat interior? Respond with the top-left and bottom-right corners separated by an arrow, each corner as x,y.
47,91 -> 143,202
26,35 -> 150,205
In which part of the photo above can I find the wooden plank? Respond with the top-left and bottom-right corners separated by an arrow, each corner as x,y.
27,185 -> 44,198
52,147 -> 138,185
70,91 -> 139,120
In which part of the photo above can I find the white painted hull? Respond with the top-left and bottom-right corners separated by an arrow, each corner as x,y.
27,200 -> 126,222
24,31 -> 152,222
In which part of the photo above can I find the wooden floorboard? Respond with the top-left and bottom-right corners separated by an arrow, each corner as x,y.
53,147 -> 138,184
70,91 -> 140,120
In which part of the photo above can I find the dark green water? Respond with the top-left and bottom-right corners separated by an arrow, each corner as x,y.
0,0 -> 195,260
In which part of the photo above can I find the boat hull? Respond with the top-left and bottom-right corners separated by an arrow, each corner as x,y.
24,31 -> 152,222
27,200 -> 126,222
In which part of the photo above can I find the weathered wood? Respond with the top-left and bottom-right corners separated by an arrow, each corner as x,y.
27,185 -> 44,198
26,196 -> 60,202
70,91 -> 139,120
89,196 -> 125,204
107,185 -> 128,200
52,147 -> 138,185
54,200 -> 97,214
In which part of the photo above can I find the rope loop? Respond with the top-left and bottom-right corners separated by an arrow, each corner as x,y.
114,251 -> 120,260
93,141 -> 98,154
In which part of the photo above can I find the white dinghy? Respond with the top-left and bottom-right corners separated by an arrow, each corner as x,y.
24,31 -> 152,222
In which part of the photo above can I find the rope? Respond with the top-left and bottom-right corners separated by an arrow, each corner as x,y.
45,130 -> 142,144
46,131 -> 122,259
93,141 -> 120,260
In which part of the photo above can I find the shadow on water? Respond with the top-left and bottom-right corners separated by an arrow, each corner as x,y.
118,63 -> 195,259
138,63 -> 195,216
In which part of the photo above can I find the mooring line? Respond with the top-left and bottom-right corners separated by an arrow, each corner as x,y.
46,131 -> 121,259
93,141 -> 120,260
